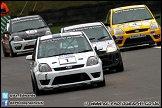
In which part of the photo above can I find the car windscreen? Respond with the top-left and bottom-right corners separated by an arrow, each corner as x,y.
37,35 -> 93,59
11,18 -> 47,33
112,7 -> 153,24
64,25 -> 112,42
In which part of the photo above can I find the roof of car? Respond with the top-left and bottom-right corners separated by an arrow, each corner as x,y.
63,22 -> 104,31
40,31 -> 84,40
112,4 -> 146,12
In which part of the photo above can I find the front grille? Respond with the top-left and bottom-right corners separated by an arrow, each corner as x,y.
52,73 -> 90,85
24,45 -> 35,49
126,28 -> 148,34
54,64 -> 84,71
124,35 -> 154,47
98,52 -> 120,67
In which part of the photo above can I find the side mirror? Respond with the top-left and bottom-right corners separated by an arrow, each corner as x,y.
96,46 -> 103,51
26,55 -> 33,60
94,46 -> 103,54
155,15 -> 160,19
48,23 -> 53,27
3,31 -> 10,35
104,22 -> 110,26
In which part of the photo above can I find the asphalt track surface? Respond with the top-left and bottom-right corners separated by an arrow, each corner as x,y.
1,44 -> 161,107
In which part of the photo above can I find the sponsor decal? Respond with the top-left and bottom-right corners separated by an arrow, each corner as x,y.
65,26 -> 102,32
12,17 -> 39,24
129,22 -> 142,26
41,35 -> 84,43
114,7 -> 145,13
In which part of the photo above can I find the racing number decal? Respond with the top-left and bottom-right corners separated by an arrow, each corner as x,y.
29,30 -> 36,34
26,30 -> 37,34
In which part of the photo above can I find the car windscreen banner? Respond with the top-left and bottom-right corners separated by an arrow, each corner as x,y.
1,16 -> 10,34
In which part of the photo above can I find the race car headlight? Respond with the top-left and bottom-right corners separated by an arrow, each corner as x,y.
114,28 -> 124,35
13,36 -> 23,41
150,23 -> 158,30
87,56 -> 98,66
106,44 -> 117,53
45,31 -> 52,35
39,63 -> 52,72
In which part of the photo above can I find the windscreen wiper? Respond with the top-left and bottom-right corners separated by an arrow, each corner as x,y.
48,52 -> 74,57
142,18 -> 152,20
89,38 -> 95,40
77,49 -> 92,53
35,26 -> 47,29
16,28 -> 34,32
97,36 -> 107,40
120,19 -> 151,23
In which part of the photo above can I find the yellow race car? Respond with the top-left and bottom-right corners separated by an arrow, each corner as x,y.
104,4 -> 161,48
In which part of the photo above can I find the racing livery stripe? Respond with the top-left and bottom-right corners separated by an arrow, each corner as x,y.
65,25 -> 102,32
114,7 -> 145,13
12,17 -> 40,24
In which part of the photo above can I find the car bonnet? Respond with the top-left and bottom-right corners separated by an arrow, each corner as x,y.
11,28 -> 50,40
112,19 -> 157,31
36,51 -> 95,69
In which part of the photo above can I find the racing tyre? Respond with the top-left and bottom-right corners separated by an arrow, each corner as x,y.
149,42 -> 155,46
9,43 -> 17,57
2,42 -> 10,57
156,42 -> 161,46
31,75 -> 35,94
97,75 -> 106,87
32,74 -> 43,96
116,60 -> 124,72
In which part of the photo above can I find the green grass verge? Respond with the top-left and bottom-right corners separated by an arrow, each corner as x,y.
6,1 -> 107,17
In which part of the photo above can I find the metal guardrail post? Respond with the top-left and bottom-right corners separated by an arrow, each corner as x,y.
1,16 -> 10,34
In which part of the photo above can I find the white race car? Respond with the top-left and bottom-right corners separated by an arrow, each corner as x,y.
26,31 -> 105,95
60,22 -> 124,72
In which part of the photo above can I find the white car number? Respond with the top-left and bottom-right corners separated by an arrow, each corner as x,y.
59,55 -> 76,65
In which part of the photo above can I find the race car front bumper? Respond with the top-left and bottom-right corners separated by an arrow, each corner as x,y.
97,50 -> 122,71
33,62 -> 104,90
10,39 -> 36,53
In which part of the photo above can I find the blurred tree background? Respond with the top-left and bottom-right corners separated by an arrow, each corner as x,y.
5,1 -> 107,16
